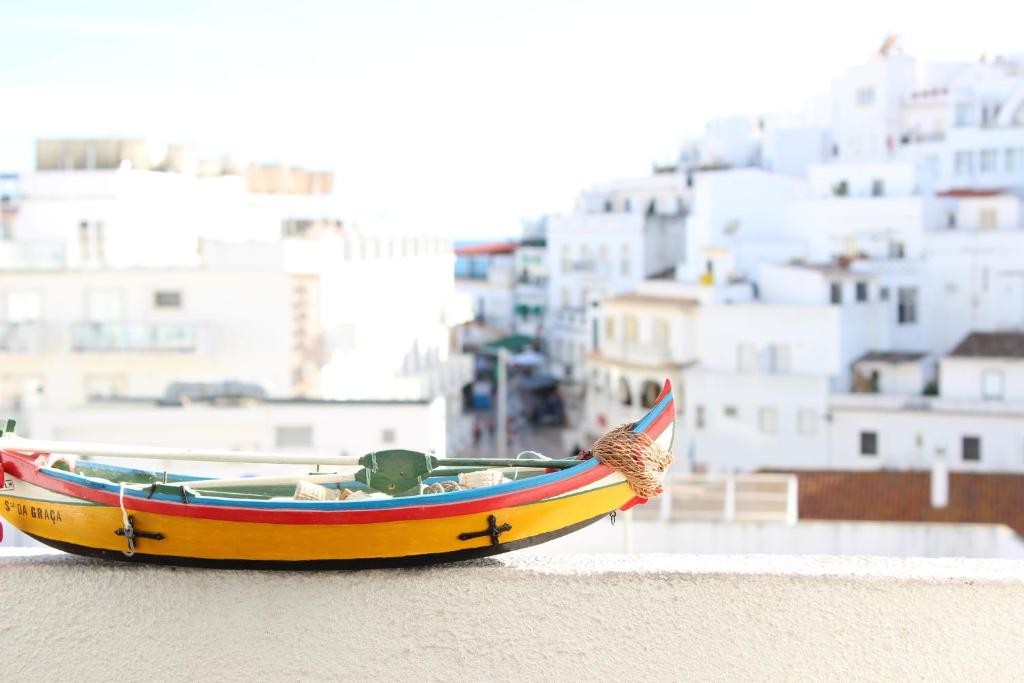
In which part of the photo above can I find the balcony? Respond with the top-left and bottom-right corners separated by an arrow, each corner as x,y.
596,341 -> 676,367
0,322 -> 47,353
70,321 -> 204,353
632,473 -> 798,523
0,547 -> 1019,678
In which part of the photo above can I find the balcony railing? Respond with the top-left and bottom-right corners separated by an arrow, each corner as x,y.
633,473 -> 798,523
71,321 -> 202,353
0,322 -> 45,353
597,341 -> 675,366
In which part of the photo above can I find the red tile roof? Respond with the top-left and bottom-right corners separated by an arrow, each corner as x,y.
855,350 -> 928,364
949,331 -> 1024,359
455,241 -> 519,256
770,470 -> 1024,535
936,188 -> 1007,198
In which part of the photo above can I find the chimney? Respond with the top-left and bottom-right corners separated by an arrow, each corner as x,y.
931,448 -> 948,509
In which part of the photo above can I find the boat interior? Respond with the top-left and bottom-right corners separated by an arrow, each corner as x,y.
20,450 -> 566,504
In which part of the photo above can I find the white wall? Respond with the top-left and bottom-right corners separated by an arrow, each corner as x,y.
682,169 -> 806,282
696,304 -> 846,375
3,549 -> 1022,680
0,268 -> 294,405
922,232 -> 1024,353
16,170 -> 281,268
22,396 -> 447,473
830,395 -> 1024,471
854,359 -> 926,395
542,519 -> 1024,559
684,370 -> 830,471
829,53 -> 917,162
940,357 -> 1024,402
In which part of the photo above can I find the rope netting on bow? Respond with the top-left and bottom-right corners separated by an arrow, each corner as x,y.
589,422 -> 673,499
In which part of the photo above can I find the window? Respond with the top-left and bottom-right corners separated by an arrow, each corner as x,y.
603,199 -> 613,213
561,288 -> 571,308
723,405 -> 738,419
695,405 -> 705,430
6,291 -> 41,321
982,369 -> 1005,400
979,208 -> 998,229
78,220 -> 90,260
84,374 -> 126,399
618,377 -> 632,406
624,315 -> 638,343
1006,148 -> 1024,173
276,425 -> 313,448
855,281 -> 868,302
830,282 -> 842,304
640,381 -> 661,409
879,286 -> 890,301
889,241 -> 906,259
962,436 -> 981,462
758,408 -> 778,434
561,245 -> 570,274
94,222 -> 105,262
604,316 -> 616,341
769,344 -> 791,373
797,409 -> 817,436
623,198 -> 632,213
980,149 -> 998,173
947,212 -> 957,229
598,244 -> 608,263
154,290 -> 182,309
620,245 -> 631,277
737,344 -> 757,372
653,318 -> 670,346
381,428 -> 396,444
954,103 -> 975,127
954,150 -> 974,176
897,287 -> 917,324
860,431 -> 878,456
871,179 -> 885,196
855,87 -> 875,106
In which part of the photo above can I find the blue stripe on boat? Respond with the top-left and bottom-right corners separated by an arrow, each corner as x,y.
632,392 -> 672,433
40,458 -> 601,510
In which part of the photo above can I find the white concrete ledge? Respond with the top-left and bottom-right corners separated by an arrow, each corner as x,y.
2,548 -> 1024,680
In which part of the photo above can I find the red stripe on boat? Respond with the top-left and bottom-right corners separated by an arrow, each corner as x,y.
0,452 -> 617,525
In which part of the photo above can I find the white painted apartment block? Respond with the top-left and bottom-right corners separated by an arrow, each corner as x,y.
581,285 -> 697,445
545,173 -> 688,382
784,161 -> 938,263
679,168 -> 808,284
454,243 -> 518,343
24,396 -> 449,477
513,238 -> 547,338
1,139 -> 475,456
569,43 -> 1024,478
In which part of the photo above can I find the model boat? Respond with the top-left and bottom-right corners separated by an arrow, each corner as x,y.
0,381 -> 674,568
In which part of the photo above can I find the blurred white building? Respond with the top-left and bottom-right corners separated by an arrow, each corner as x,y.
544,172 -> 688,382
0,138 -> 474,456
567,41 -> 1024,479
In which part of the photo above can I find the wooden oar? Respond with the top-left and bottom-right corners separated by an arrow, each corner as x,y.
0,434 -> 581,470
172,464 -> 559,492
164,470 -> 362,491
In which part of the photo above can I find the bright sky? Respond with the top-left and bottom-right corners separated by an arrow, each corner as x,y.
1,0 -> 1022,238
